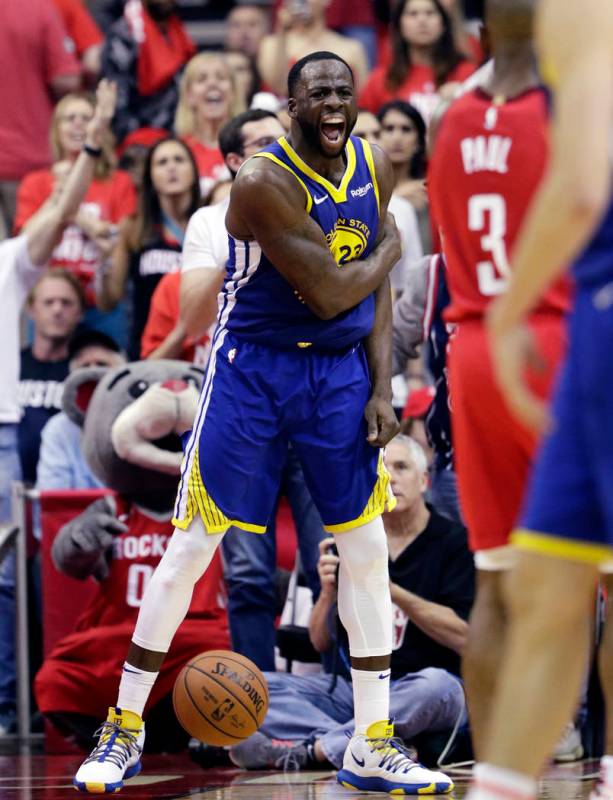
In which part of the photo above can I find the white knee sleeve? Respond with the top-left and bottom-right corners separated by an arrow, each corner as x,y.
334,516 -> 392,658
132,516 -> 224,652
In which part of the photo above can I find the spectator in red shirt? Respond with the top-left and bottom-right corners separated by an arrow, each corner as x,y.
15,93 -> 137,344
175,52 -> 244,198
53,0 -> 105,86
0,0 -> 81,239
359,0 -> 475,123
140,272 -> 211,366
324,0 -> 378,68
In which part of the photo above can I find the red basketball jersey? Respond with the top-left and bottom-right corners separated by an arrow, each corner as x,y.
429,87 -> 570,323
35,504 -> 230,719
74,505 -> 225,632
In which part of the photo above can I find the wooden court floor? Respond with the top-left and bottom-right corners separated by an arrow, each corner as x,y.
0,753 -> 601,799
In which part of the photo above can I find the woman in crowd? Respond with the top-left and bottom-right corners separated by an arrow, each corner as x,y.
377,100 -> 430,253
360,0 -> 475,123
175,52 -> 244,197
97,137 -> 200,360
14,92 -> 136,343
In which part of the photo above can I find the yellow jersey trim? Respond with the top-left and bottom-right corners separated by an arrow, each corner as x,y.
324,452 -> 397,533
540,57 -> 559,90
252,151 -> 313,214
172,445 -> 267,535
277,136 -> 357,203
360,138 -> 380,214
512,528 -> 613,564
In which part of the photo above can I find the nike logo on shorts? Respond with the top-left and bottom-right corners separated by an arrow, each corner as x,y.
313,194 -> 328,205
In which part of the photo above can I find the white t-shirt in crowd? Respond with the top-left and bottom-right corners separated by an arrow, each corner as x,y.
181,197 -> 230,274
0,235 -> 42,423
388,195 -> 424,292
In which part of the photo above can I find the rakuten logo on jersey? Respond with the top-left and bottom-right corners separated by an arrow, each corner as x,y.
113,533 -> 169,560
351,182 -> 373,198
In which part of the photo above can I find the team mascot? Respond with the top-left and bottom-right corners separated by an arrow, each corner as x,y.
34,360 -> 229,751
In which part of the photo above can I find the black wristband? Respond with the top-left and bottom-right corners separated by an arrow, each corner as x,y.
83,143 -> 103,157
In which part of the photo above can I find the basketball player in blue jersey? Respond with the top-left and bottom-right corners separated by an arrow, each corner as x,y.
73,51 -> 454,795
463,2 -> 613,800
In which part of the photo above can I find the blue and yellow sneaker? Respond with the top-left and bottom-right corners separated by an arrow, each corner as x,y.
73,707 -> 145,794
337,719 -> 454,795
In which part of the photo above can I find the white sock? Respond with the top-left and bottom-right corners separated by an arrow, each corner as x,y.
599,755 -> 613,795
116,662 -> 158,718
467,763 -> 537,800
351,667 -> 390,736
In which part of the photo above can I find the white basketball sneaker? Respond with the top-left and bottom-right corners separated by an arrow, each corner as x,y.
73,707 -> 145,794
337,719 -> 454,795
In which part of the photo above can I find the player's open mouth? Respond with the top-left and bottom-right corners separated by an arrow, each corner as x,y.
320,119 -> 345,144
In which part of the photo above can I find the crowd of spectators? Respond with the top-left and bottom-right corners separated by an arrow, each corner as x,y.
0,0 -> 492,763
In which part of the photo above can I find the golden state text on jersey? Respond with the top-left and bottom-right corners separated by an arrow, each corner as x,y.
218,135 -> 381,350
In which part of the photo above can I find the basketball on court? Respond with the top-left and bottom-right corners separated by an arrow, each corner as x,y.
172,650 -> 269,746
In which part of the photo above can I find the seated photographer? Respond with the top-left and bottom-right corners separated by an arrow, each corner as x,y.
229,434 -> 475,771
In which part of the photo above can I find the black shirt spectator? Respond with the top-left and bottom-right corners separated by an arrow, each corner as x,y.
17,268 -> 84,483
128,236 -> 182,361
17,349 -> 69,483
388,506 -> 473,678
101,0 -> 195,142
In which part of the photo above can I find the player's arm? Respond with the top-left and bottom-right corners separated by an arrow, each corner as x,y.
225,159 -> 401,320
492,0 -> 613,324
364,145 -> 400,447
488,0 -> 613,429
364,278 -> 398,446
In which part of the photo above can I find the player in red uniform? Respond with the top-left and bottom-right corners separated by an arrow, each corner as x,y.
428,0 -> 570,758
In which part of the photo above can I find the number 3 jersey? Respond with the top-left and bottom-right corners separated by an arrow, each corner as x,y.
219,135 -> 381,350
429,87 -> 570,323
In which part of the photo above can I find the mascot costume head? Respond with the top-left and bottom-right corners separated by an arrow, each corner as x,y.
63,359 -> 203,511
36,360 -> 229,748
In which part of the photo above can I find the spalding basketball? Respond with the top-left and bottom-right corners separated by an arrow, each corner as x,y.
172,650 -> 269,746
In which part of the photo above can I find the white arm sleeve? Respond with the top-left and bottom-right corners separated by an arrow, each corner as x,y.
181,203 -> 229,274
388,195 -> 424,293
8,234 -> 44,306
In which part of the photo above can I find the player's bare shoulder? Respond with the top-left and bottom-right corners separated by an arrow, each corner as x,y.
537,0 -> 613,79
226,154 -> 308,240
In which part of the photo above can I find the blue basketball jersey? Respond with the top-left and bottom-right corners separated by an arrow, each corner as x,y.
217,135 -> 381,350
